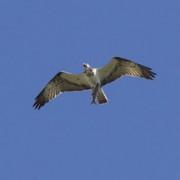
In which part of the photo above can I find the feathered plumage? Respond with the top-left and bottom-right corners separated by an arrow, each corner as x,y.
33,56 -> 156,109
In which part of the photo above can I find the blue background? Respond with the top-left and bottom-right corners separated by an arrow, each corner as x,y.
1,0 -> 180,179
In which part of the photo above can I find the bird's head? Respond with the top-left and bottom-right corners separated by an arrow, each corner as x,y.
83,63 -> 90,69
83,63 -> 93,74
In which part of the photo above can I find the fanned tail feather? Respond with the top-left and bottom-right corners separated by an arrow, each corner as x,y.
96,88 -> 108,104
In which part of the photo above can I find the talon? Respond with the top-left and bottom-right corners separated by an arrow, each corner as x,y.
91,96 -> 97,104
91,83 -> 100,105
91,101 -> 95,104
91,97 -> 97,104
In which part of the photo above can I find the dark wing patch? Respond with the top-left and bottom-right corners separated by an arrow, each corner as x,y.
33,72 -> 90,109
114,57 -> 156,79
98,56 -> 156,86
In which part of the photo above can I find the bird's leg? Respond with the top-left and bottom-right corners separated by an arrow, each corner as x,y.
91,83 -> 100,104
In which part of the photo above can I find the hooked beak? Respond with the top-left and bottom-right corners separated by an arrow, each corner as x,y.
83,63 -> 88,68
83,63 -> 93,72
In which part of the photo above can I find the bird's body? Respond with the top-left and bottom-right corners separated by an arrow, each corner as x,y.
84,68 -> 99,87
33,57 -> 156,109
82,64 -> 108,104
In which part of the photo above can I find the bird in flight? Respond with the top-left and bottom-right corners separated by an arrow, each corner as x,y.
33,56 -> 156,109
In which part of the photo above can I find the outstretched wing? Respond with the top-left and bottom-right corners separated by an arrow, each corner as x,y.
98,57 -> 156,86
33,71 -> 90,109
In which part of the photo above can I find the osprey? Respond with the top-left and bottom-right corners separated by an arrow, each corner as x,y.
33,57 -> 156,109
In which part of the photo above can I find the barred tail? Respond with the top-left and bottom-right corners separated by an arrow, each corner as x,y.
97,88 -> 108,104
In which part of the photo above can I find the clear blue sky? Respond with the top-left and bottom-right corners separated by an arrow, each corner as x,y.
0,0 -> 180,179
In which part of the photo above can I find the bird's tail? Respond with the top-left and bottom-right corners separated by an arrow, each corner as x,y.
96,88 -> 108,104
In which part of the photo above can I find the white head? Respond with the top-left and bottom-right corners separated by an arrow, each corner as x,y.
83,63 -> 93,74
83,63 -> 90,68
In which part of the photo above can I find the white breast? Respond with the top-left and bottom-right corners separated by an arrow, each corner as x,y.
85,68 -> 101,88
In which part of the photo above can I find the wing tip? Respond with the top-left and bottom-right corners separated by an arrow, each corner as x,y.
33,92 -> 48,110
33,71 -> 65,110
33,103 -> 42,110
142,67 -> 157,80
33,98 -> 45,110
